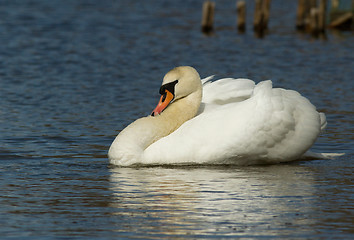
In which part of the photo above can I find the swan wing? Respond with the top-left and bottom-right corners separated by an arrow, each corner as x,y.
201,76 -> 255,105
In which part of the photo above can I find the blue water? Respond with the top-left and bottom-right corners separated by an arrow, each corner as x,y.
0,0 -> 353,239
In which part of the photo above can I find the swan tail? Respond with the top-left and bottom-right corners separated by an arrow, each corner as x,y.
201,75 -> 215,84
301,151 -> 345,160
319,112 -> 327,132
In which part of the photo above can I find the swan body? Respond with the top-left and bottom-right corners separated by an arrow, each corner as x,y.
108,66 -> 328,166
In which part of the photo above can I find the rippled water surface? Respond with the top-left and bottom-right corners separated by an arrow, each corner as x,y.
0,0 -> 353,239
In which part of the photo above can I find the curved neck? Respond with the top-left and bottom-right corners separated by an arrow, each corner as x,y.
159,89 -> 202,133
108,89 -> 202,165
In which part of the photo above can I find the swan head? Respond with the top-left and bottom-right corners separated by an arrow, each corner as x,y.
151,66 -> 202,116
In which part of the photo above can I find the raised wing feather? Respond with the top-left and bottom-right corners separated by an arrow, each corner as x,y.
201,76 -> 255,105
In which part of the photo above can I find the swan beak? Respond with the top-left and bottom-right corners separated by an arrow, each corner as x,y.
151,89 -> 174,116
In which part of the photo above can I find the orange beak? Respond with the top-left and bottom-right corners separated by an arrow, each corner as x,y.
151,89 -> 174,116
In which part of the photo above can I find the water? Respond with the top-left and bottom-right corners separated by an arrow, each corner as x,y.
0,0 -> 353,239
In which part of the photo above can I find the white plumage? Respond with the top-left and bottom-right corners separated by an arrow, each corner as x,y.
108,66 -> 332,166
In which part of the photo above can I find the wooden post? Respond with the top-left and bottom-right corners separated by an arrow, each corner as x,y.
318,0 -> 327,32
236,0 -> 246,32
254,0 -> 270,37
309,8 -> 319,36
329,12 -> 354,29
263,0 -> 271,30
306,0 -> 318,31
201,1 -> 215,34
297,0 -> 326,35
296,0 -> 306,30
254,0 -> 265,37
330,0 -> 354,30
254,0 -> 263,30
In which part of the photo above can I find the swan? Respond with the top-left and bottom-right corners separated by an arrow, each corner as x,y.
108,66 -> 331,166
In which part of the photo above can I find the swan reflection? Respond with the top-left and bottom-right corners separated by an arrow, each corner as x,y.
109,165 -> 318,237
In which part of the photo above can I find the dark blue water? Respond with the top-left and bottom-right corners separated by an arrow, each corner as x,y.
0,0 -> 353,239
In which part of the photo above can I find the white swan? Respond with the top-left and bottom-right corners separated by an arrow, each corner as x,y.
108,66 -> 329,166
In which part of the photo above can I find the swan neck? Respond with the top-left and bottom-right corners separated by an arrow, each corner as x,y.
108,89 -> 201,165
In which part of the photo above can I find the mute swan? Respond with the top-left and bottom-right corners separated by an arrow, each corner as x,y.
108,66 -> 330,166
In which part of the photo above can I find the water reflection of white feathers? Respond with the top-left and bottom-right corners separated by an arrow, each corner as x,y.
109,165 -> 317,236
